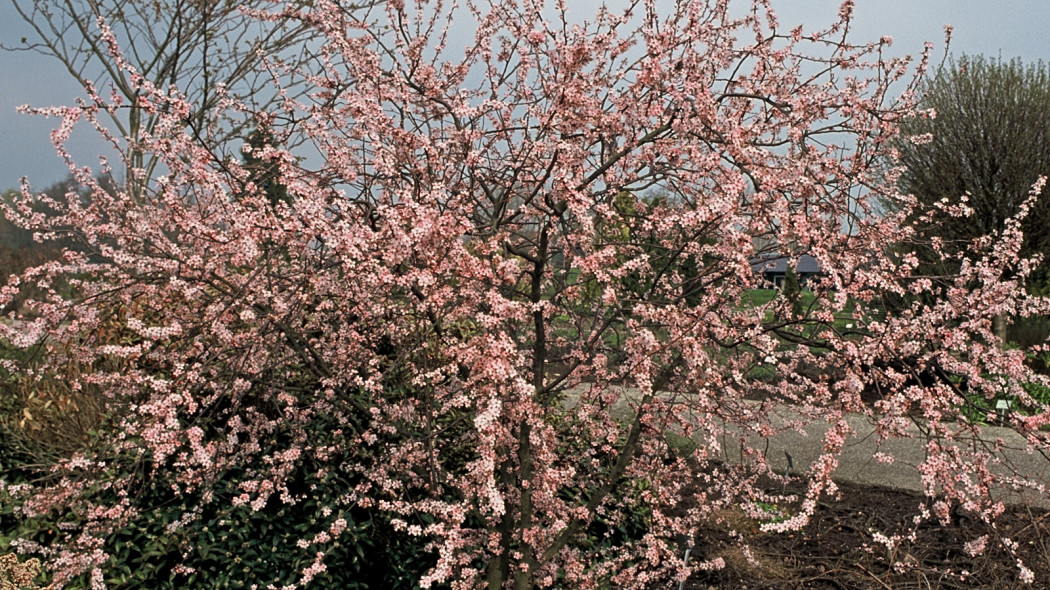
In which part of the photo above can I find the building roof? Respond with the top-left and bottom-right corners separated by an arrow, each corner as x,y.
750,253 -> 822,275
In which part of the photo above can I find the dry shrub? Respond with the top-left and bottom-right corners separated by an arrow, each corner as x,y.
2,309 -> 131,466
695,507 -> 796,582
1,354 -> 106,463
0,553 -> 42,589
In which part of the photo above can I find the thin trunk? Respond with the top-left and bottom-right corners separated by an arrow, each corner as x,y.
537,358 -> 682,565
126,103 -> 145,203
486,461 -> 515,589
512,224 -> 549,590
993,313 -> 1008,345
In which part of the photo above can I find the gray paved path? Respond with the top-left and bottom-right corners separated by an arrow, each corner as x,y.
566,386 -> 1050,508
719,405 -> 1050,508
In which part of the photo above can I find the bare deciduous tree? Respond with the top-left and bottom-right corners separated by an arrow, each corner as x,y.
896,55 -> 1050,287
6,0 -> 379,195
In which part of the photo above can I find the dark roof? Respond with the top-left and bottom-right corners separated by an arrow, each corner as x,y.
750,253 -> 822,274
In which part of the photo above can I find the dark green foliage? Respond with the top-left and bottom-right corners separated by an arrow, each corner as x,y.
1009,315 -> 1050,352
572,478 -> 653,553
958,378 -> 1050,426
0,410 -> 438,590
0,176 -> 118,313
780,265 -> 803,318
543,411 -> 655,584
0,199 -> 34,251
0,243 -> 67,313
241,126 -> 291,209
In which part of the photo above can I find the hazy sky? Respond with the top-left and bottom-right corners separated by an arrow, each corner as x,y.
1,0 -> 1047,191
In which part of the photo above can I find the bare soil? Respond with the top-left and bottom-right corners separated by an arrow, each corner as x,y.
675,481 -> 1050,589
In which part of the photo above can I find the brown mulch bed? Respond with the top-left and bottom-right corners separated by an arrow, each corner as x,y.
674,481 -> 1050,590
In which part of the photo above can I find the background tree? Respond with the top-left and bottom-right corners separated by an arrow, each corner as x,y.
0,177 -> 106,312
5,0 -> 348,197
241,124 -> 292,209
781,263 -> 804,318
2,2 -> 1050,589
895,55 -> 1050,294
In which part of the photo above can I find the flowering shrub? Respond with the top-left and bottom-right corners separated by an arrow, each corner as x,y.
2,1 -> 1050,588
1,408 -> 436,589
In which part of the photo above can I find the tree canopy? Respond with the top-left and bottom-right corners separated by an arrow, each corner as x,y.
895,55 -> 1050,289
2,2 -> 1050,589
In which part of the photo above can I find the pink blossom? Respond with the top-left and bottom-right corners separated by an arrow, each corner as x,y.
4,0 -> 1048,588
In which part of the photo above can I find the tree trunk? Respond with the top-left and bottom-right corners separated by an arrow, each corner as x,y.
993,313 -> 1009,345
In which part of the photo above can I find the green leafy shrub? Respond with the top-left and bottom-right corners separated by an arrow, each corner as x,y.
958,377 -> 1050,426
0,333 -> 440,590
1009,316 -> 1050,374
2,411 -> 439,590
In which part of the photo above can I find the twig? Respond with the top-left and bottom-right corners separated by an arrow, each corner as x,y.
856,564 -> 894,590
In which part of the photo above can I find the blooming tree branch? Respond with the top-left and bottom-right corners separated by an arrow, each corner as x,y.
3,0 -> 1049,588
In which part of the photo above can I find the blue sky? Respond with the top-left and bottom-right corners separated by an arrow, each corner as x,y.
1,0 -> 1047,191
